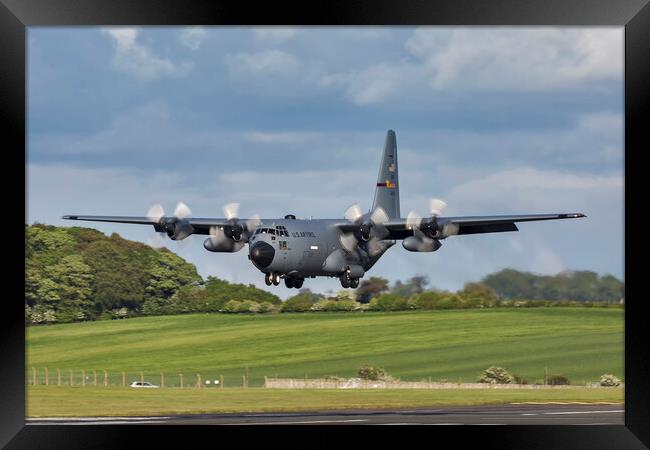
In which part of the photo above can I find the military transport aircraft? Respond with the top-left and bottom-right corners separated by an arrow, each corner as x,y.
63,130 -> 585,289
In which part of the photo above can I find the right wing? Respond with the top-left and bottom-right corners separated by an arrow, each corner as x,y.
62,215 -> 244,236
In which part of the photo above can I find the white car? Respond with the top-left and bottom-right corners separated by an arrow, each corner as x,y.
130,381 -> 159,388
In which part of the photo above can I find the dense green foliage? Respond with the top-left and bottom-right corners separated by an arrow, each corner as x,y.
27,308 -> 624,386
600,374 -> 621,387
25,224 -> 279,324
357,365 -> 390,381
482,268 -> 624,301
478,366 -> 515,384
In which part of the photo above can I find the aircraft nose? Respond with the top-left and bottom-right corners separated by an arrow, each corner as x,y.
249,241 -> 275,269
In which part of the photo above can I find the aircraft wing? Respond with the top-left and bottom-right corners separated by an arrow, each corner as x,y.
380,213 -> 586,238
62,215 -> 236,235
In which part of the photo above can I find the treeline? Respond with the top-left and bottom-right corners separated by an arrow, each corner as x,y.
25,224 -> 280,324
482,268 -> 624,302
277,277 -> 623,313
25,224 -> 624,324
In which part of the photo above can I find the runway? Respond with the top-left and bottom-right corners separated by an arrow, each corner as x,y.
27,403 -> 623,425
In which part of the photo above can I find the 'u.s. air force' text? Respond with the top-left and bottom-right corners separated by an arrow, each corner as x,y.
291,231 -> 316,238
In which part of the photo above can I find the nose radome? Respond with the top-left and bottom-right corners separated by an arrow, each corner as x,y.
249,241 -> 275,269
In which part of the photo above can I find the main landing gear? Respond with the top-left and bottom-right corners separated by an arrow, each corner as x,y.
284,277 -> 304,289
265,272 -> 304,289
339,271 -> 359,289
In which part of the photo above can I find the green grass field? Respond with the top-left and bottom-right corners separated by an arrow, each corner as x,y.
27,386 -> 623,417
27,308 -> 623,387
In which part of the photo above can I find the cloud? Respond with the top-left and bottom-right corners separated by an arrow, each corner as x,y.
314,28 -> 622,106
531,240 -> 565,274
444,167 -> 622,214
320,63 -> 414,105
242,131 -> 323,144
404,28 -> 623,91
32,102 -> 180,156
102,27 -> 192,81
252,28 -> 300,42
225,50 -> 300,76
179,27 -> 207,51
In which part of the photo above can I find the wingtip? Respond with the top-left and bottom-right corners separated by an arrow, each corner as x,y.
62,215 -> 77,220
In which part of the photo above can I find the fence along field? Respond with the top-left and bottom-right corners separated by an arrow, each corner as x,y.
27,368 -> 240,389
26,308 -> 624,389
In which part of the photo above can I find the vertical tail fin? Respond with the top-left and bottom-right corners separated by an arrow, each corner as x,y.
371,130 -> 400,219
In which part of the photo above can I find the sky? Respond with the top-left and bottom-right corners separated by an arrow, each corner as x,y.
27,26 -> 624,298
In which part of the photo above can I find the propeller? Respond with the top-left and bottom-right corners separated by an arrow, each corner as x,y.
205,203 -> 261,248
146,202 -> 194,243
146,203 -> 168,244
339,204 -> 391,257
147,203 -> 165,222
173,201 -> 192,219
146,202 -> 193,222
406,198 -> 459,239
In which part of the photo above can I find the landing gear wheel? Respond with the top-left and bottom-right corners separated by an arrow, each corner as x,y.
350,278 -> 359,288
294,278 -> 304,289
285,277 -> 295,288
264,273 -> 272,286
340,272 -> 351,288
272,273 -> 281,286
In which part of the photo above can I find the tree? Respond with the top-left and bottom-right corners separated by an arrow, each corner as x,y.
478,366 -> 514,384
357,365 -> 391,381
333,290 -> 356,302
145,249 -> 201,301
414,291 -> 446,310
26,225 -> 76,267
482,268 -> 624,302
281,294 -> 316,312
392,275 -> 429,297
355,277 -> 389,303
368,293 -> 409,311
45,255 -> 94,308
460,282 -> 497,307
598,274 -> 624,302
26,224 -> 207,322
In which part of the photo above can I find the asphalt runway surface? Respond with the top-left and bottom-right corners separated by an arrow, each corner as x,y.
28,403 -> 623,425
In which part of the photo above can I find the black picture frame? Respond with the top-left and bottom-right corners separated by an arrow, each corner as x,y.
3,0 -> 648,447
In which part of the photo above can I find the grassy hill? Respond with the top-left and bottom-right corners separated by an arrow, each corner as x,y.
27,308 -> 623,387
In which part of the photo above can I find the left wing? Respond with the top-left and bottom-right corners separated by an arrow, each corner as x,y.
386,213 -> 586,238
336,213 -> 586,240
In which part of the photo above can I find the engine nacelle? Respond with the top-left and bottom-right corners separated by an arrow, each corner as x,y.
203,237 -> 245,253
156,218 -> 194,240
346,264 -> 365,278
402,236 -> 442,252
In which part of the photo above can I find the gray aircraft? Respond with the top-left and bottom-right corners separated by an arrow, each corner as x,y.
63,130 -> 585,289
